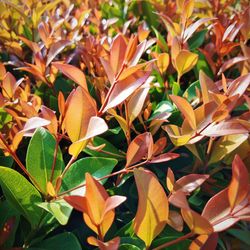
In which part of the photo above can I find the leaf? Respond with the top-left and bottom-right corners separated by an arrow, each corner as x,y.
181,209 -> 213,234
202,188 -> 238,232
127,84 -> 150,124
46,40 -> 71,66
175,174 -> 209,194
103,70 -> 151,112
133,168 -> 169,247
217,56 -> 248,75
84,136 -> 125,160
183,18 -> 215,41
126,132 -> 153,167
170,95 -> 196,130
188,29 -> 207,50
168,210 -> 184,232
199,71 -> 218,104
175,50 -> 198,77
110,34 -> 127,76
64,87 -> 97,142
149,153 -> 179,163
68,116 -> 108,157
227,229 -> 250,246
61,157 -> 117,195
26,127 -> 64,194
38,200 -> 72,225
166,168 -> 175,192
201,120 -> 249,137
87,236 -> 120,250
34,232 -> 81,250
209,134 -> 248,164
189,233 -> 219,250
0,167 -> 43,228
156,53 -> 170,74
228,155 -> 249,209
52,62 -> 88,91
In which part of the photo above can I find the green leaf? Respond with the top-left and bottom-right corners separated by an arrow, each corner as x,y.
0,200 -> 20,249
0,167 -> 43,228
37,200 -> 72,225
84,136 -> 125,161
33,232 -> 81,250
151,236 -> 191,249
188,29 -> 207,50
61,157 -> 118,195
194,51 -> 213,78
183,80 -> 201,102
152,27 -> 168,52
120,237 -> 146,250
149,101 -> 174,121
26,128 -> 64,194
172,82 -> 181,96
227,229 -> 250,246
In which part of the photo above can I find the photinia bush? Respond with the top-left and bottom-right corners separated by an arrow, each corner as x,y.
0,0 -> 249,249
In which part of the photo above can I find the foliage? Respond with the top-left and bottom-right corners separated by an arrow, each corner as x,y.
0,0 -> 250,249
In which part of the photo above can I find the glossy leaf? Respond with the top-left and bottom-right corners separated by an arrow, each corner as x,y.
228,155 -> 249,209
0,167 -> 43,228
133,168 -> 169,247
26,127 -> 64,193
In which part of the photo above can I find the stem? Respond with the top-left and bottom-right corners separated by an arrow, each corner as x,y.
152,232 -> 194,250
97,225 -> 104,241
50,135 -> 61,182
0,133 -> 43,193
60,156 -> 76,178
124,101 -> 131,145
56,160 -> 148,198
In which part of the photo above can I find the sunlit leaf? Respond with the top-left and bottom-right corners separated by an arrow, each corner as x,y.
133,168 -> 169,247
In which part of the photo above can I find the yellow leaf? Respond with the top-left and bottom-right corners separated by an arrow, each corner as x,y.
163,124 -> 192,146
156,53 -> 170,74
108,109 -> 128,136
175,50 -> 198,77
47,181 -> 56,197
133,168 -> 169,247
209,134 -> 248,165
166,168 -> 175,192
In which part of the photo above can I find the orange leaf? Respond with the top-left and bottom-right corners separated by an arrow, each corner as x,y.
189,233 -> 218,250
103,70 -> 151,112
40,106 -> 58,136
133,168 -> 169,247
110,34 -> 126,75
126,132 -> 153,167
52,62 -> 88,91
64,87 -> 97,142
199,71 -> 218,104
228,155 -> 249,209
87,236 -> 120,250
181,209 -> 213,235
170,95 -> 196,130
